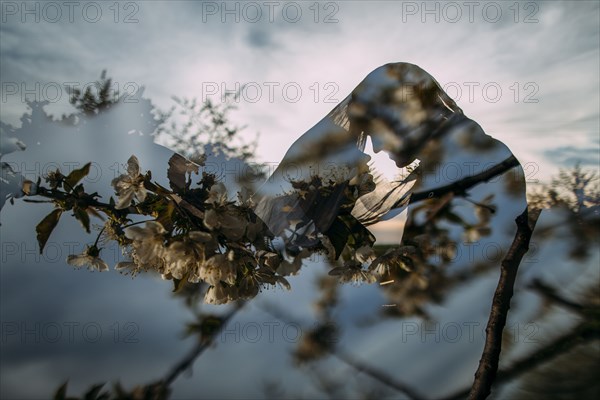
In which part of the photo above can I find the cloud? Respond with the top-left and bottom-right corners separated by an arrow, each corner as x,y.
544,146 -> 600,167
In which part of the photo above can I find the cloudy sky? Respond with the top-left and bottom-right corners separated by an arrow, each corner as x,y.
1,1 -> 599,398
1,0 -> 599,181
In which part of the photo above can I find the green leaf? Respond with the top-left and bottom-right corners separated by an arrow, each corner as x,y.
324,214 -> 376,260
65,162 -> 91,190
36,209 -> 63,254
74,208 -> 91,233
156,201 -> 175,231
53,381 -> 68,400
172,271 -> 190,293
340,214 -> 376,248
324,217 -> 350,260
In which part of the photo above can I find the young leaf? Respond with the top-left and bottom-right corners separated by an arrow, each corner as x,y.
339,214 -> 376,248
172,271 -> 191,293
156,201 -> 175,231
324,217 -> 350,260
64,163 -> 91,190
36,209 -> 63,254
74,208 -> 91,233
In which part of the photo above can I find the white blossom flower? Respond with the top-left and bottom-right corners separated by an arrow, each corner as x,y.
206,182 -> 228,206
203,205 -> 247,241
319,235 -> 337,261
97,220 -> 124,247
124,221 -> 166,270
164,230 -> 215,282
355,245 -> 376,264
237,187 -> 255,208
66,245 -> 109,272
205,283 -> 238,305
112,155 -> 147,209
163,241 -> 198,281
369,246 -> 415,276
203,182 -> 248,240
115,261 -> 138,275
200,252 -> 237,286
329,261 -> 377,285
237,252 -> 290,298
276,249 -> 310,276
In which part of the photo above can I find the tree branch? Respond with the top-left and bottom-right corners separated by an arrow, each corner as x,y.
440,322 -> 599,400
332,350 -> 427,400
161,302 -> 244,387
528,279 -> 586,314
467,207 -> 541,400
407,155 -> 521,205
259,302 -> 425,400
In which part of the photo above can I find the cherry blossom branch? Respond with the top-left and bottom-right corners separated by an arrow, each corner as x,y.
34,186 -> 137,215
162,301 -> 245,387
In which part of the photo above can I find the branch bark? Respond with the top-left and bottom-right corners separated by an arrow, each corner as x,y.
467,207 -> 541,400
407,155 -> 521,205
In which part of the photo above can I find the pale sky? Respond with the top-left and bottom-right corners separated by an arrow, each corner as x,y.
1,0 -> 599,182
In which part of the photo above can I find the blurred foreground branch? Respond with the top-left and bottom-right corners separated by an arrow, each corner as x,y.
442,319 -> 599,400
259,302 -> 426,400
467,207 -> 541,400
407,155 -> 520,205
161,301 -> 245,388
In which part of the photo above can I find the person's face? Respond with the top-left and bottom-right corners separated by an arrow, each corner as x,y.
368,131 -> 415,169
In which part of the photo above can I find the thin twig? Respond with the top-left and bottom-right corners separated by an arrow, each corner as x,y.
258,302 -> 425,400
332,351 -> 427,400
467,207 -> 541,400
528,279 -> 586,314
162,301 -> 245,387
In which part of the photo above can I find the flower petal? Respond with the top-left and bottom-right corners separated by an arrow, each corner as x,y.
127,155 -> 141,177
115,189 -> 135,209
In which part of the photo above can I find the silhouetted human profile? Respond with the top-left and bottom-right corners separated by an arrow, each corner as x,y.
255,62 -> 527,271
